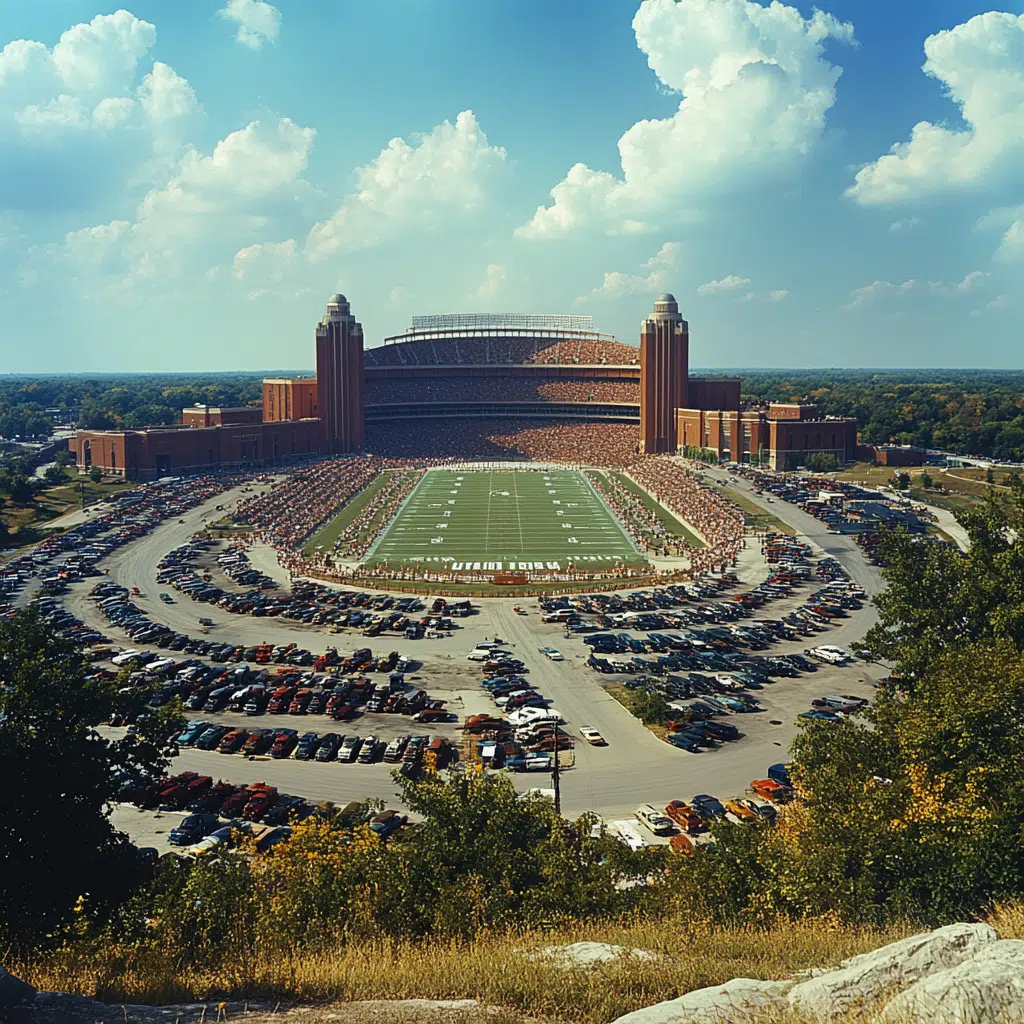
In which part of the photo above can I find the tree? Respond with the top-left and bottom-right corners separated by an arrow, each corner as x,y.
53,448 -> 76,468
0,608 -> 183,947
805,452 -> 838,473
88,465 -> 103,484
858,482 -> 1024,680
43,463 -> 67,487
894,472 -> 911,490
920,471 -> 933,489
986,467 -> 995,484
628,688 -> 672,726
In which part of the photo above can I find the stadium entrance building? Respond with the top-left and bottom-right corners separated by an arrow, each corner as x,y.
71,294 -> 855,477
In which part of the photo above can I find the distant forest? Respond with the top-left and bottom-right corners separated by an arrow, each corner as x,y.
1,368 -> 1023,461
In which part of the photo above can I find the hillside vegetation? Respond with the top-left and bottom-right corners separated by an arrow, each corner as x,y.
5,482 -> 1024,1020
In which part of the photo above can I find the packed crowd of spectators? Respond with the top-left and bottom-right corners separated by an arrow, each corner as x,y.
302,470 -> 421,569
363,419 -> 643,467
363,377 -> 640,405
587,472 -> 684,556
364,335 -> 640,367
234,456 -> 381,551
629,460 -> 745,575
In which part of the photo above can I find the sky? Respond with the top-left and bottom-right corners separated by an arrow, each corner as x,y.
0,0 -> 1022,372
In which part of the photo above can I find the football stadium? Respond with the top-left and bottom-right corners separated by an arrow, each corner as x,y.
71,292 -> 852,586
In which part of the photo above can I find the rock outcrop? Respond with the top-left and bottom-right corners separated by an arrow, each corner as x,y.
611,922 -> 1014,1023
880,939 -> 1024,1024
786,922 -> 997,1019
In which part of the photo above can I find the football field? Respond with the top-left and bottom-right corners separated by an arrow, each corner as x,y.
363,469 -> 647,571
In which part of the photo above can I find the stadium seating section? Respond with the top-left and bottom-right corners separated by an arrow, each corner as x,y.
363,378 -> 640,405
363,335 -> 640,367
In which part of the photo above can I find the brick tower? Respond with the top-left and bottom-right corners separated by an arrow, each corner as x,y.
639,293 -> 688,454
315,293 -> 364,454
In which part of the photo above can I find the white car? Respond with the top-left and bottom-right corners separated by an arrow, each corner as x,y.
538,647 -> 564,661
810,645 -> 850,665
579,726 -> 606,745
508,707 -> 562,727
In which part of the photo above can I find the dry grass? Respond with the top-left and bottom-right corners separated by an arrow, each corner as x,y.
14,918 -> 914,1023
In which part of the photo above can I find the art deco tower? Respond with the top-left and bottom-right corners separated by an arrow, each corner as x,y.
315,294 -> 364,454
639,293 -> 689,454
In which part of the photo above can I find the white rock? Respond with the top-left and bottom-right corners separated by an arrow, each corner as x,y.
880,940 -> 1024,1023
528,941 -> 661,967
609,978 -> 793,1024
787,922 -> 998,1019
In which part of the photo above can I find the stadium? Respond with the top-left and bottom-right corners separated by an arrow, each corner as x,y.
70,293 -> 853,586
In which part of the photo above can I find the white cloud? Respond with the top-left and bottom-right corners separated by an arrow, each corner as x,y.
0,11 -> 199,213
971,294 -> 1012,317
929,270 -> 986,295
847,12 -> 1024,205
574,241 -> 681,302
51,117 -> 314,290
843,272 -> 986,310
50,10 -> 156,95
843,279 -> 917,310
888,218 -> 921,233
137,62 -> 197,124
697,274 -> 751,295
517,0 -> 854,238
305,110 -> 507,262
474,263 -> 506,301
996,218 -> 1024,261
219,0 -> 281,50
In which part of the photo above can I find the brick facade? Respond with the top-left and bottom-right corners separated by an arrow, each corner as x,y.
262,379 -> 318,423
71,418 -> 319,480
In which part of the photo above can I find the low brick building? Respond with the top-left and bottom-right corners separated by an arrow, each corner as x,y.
676,402 -> 857,469
873,445 -> 925,467
71,417 -> 319,480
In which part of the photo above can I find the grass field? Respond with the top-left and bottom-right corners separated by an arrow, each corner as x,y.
363,468 -> 647,571
303,471 -> 397,556
609,472 -> 705,547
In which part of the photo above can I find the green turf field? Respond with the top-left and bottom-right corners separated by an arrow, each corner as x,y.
363,468 -> 647,571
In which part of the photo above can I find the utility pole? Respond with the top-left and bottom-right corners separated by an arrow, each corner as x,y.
552,720 -> 561,817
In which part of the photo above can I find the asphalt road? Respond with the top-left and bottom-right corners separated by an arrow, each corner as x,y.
68,475 -> 886,830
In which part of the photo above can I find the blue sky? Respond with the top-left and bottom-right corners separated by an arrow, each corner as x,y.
1,0 -> 1021,372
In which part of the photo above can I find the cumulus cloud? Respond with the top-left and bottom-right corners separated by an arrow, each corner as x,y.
888,218 -> 921,233
971,294 -> 1012,317
843,271 -> 985,309
305,110 -> 507,262
929,270 -> 987,295
847,12 -> 1024,205
842,279 -> 917,310
697,274 -> 751,295
0,11 -> 199,212
574,241 -> 681,302
219,0 -> 281,50
474,263 -> 506,301
517,0 -> 854,238
50,117 -> 314,290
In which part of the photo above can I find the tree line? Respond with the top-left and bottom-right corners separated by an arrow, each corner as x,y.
741,369 -> 1024,461
0,374 -> 270,439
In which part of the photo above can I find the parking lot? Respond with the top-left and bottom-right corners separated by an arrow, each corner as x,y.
17,469 -> 887,849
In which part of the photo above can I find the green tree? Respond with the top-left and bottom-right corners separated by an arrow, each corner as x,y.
805,452 -> 838,473
0,608 -> 183,948
986,467 -> 995,484
43,463 -> 67,486
858,482 -> 1024,679
53,447 -> 76,468
920,471 -> 933,489
628,688 -> 672,726
88,465 -> 103,484
894,471 -> 911,490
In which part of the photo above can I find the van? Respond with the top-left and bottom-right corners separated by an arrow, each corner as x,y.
466,650 -> 489,662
